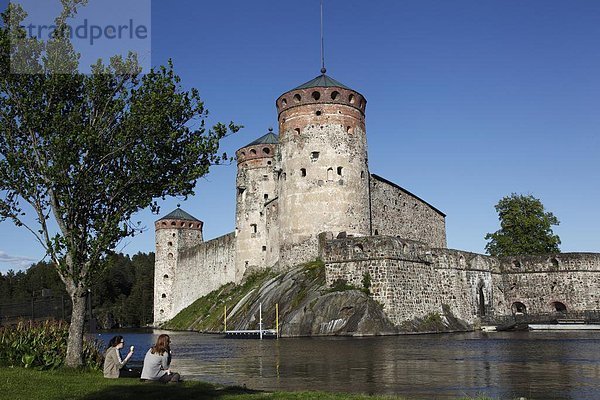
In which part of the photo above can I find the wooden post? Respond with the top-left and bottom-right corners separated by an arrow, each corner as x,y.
259,303 -> 263,340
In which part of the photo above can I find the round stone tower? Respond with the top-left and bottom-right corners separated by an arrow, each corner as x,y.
234,129 -> 278,280
153,207 -> 203,325
276,72 -> 371,268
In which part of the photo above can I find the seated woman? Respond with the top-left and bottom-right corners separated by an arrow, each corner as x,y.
140,334 -> 180,383
103,335 -> 134,378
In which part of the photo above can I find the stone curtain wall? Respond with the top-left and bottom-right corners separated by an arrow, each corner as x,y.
322,234 -> 600,327
169,232 -> 236,319
495,253 -> 600,315
369,174 -> 447,248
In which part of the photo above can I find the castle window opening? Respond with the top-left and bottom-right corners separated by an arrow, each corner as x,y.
360,99 -> 365,109
402,244 -> 409,253
294,94 -> 301,103
160,309 -> 164,314
264,194 -> 269,200
167,253 -> 173,259
168,241 -> 173,246
189,223 -> 193,227
311,151 -> 320,161
374,229 -> 379,235
241,151 -> 245,157
312,91 -> 321,100
263,147 -> 270,154
267,160 -> 272,165
361,171 -> 365,179
551,257 -> 559,268
331,91 -> 340,100
512,302 -> 527,314
263,175 -> 268,181
172,233 -> 175,237
316,110 -> 322,116
327,168 -> 334,181
250,149 -> 257,155
171,221 -> 176,226
283,172 -> 287,181
552,301 -> 567,312
161,222 -> 166,226
349,94 -> 355,104
294,128 -> 301,135
161,294 -> 166,298
347,126 -> 353,134
262,246 -> 267,252
512,260 -> 522,269
251,224 -> 257,234
163,274 -> 169,279
337,166 -> 343,176
281,98 -> 287,106
301,168 -> 306,177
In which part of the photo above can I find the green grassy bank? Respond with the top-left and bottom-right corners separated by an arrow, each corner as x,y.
0,367 -> 495,400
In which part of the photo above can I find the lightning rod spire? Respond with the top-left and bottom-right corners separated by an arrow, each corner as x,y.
320,0 -> 326,74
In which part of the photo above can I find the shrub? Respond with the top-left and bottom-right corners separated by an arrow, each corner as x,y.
0,320 -> 102,370
361,272 -> 371,295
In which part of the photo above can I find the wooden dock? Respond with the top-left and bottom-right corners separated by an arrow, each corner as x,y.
224,329 -> 278,339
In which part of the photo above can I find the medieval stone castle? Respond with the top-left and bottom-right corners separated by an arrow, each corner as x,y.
153,71 -> 600,327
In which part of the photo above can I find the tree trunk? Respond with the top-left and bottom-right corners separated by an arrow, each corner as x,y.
65,288 -> 87,368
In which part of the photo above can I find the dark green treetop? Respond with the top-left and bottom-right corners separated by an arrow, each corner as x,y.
485,193 -> 561,257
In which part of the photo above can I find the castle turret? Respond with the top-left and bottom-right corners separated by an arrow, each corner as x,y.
234,129 -> 278,280
276,72 -> 371,267
153,207 -> 203,325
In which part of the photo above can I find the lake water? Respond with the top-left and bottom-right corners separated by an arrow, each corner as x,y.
96,330 -> 600,399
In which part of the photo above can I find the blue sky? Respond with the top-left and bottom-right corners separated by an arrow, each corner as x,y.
1,0 -> 599,272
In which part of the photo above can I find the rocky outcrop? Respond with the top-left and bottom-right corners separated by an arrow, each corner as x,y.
164,261 -> 397,336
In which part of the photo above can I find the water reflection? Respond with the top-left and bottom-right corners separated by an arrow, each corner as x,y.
97,331 -> 600,399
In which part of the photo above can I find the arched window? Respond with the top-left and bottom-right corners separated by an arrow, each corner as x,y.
300,168 -> 306,177
337,166 -> 343,176
511,302 -> 527,314
327,168 -> 334,181
552,301 -> 567,313
312,91 -> 321,100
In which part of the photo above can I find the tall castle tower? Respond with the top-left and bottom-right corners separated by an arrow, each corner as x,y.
234,129 -> 279,279
153,207 -> 203,325
276,72 -> 371,267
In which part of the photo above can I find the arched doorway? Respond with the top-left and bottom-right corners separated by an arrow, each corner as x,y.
551,301 -> 567,313
478,286 -> 486,316
511,302 -> 527,314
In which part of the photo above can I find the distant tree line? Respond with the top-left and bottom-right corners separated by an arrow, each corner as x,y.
0,252 -> 154,329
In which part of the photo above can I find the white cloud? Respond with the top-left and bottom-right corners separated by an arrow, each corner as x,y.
0,250 -> 38,272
